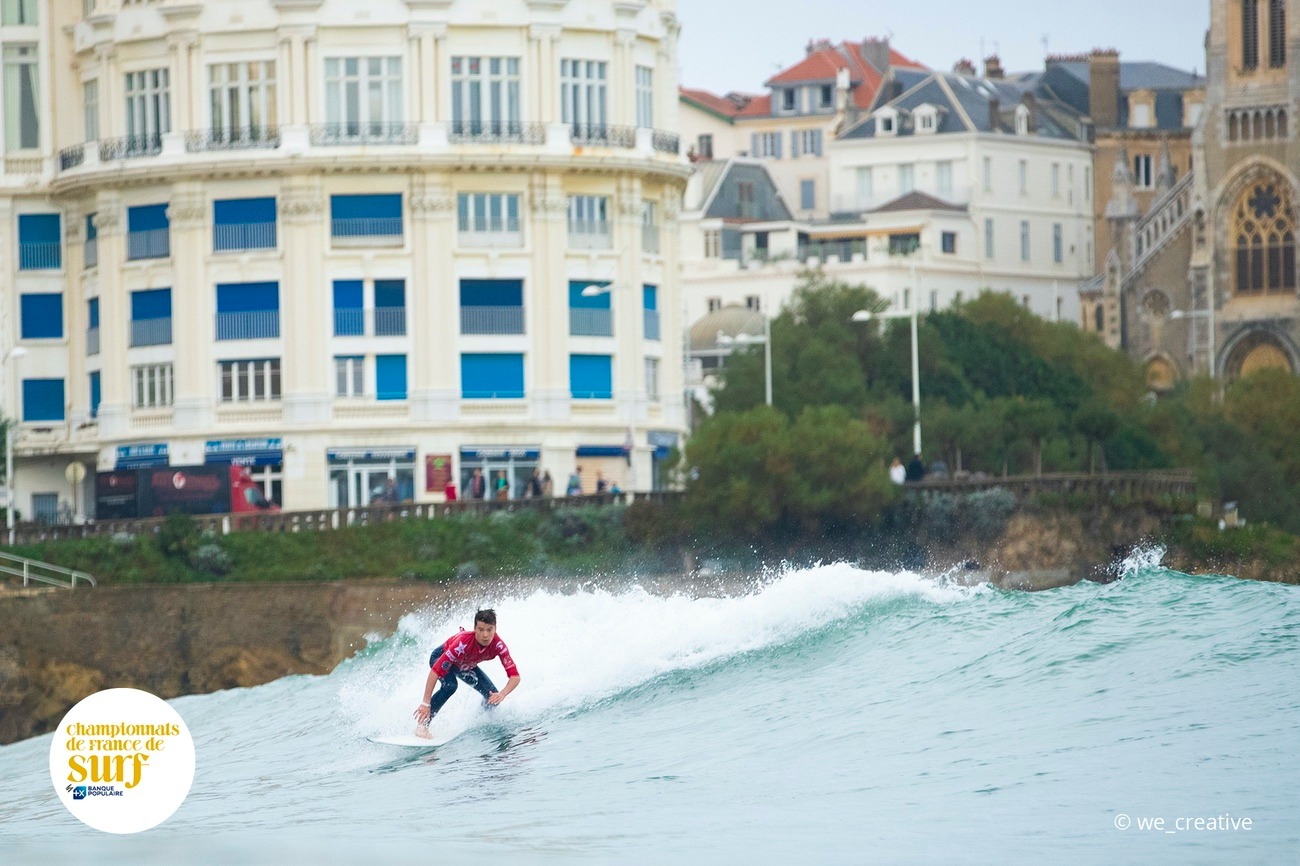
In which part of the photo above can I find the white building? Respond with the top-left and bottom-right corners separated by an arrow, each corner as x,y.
1,0 -> 689,521
681,62 -> 1097,327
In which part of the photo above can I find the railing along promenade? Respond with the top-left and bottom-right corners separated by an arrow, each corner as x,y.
906,470 -> 1197,503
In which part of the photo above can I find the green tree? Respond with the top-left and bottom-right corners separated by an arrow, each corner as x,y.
1074,399 -> 1120,473
787,405 -> 895,533
682,407 -> 797,539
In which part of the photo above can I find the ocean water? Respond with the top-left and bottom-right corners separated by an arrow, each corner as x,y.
1,556 -> 1298,864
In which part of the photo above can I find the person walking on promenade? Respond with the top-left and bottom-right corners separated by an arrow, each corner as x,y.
889,457 -> 906,485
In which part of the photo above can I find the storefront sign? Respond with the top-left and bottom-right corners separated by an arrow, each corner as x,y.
327,447 -> 417,463
425,454 -> 453,492
459,447 -> 541,461
115,443 -> 169,469
205,438 -> 283,466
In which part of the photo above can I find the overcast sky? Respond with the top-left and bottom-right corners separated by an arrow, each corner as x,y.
675,0 -> 1210,94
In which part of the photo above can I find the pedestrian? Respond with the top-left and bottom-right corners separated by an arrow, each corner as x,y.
527,468 -> 543,498
541,470 -> 554,497
889,457 -> 906,485
495,475 -> 509,500
566,467 -> 583,497
595,471 -> 608,494
469,467 -> 487,500
905,453 -> 926,483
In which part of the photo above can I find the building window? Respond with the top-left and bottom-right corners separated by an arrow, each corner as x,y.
800,179 -> 816,211
461,353 -> 525,399
1020,220 -> 1031,261
1130,102 -> 1152,128
930,289 -> 939,311
936,160 -> 953,199
1133,154 -> 1153,188
570,354 -> 613,399
568,195 -> 611,249
376,354 -> 407,401
374,280 -> 406,337
214,197 -> 277,252
984,217 -> 995,259
1233,180 -> 1296,293
561,59 -> 608,132
941,231 -> 957,254
3,45 -> 39,150
782,88 -> 796,112
83,79 -> 98,142
130,288 -> 172,346
1244,0 -> 1260,70
132,363 -> 174,408
460,279 -> 525,335
793,129 -> 823,157
335,355 -> 365,398
1051,163 -> 1060,197
1053,223 -> 1063,263
451,56 -> 522,136
333,280 -> 364,336
330,194 -> 403,241
918,112 -> 935,132
636,65 -> 653,128
707,297 -> 722,312
458,193 -> 522,246
124,68 -> 170,146
645,357 -> 660,401
220,358 -> 281,402
643,285 -> 660,340
324,57 -> 403,140
888,233 -> 920,255
697,133 -> 713,159
703,230 -> 721,258
737,181 -> 756,218
126,204 -> 170,260
642,202 -> 659,254
1269,0 -> 1286,68
22,379 -> 65,422
1018,159 -> 1028,194
209,61 -> 276,143
20,293 -> 62,339
983,156 -> 993,191
856,166 -> 874,208
2,0 -> 37,24
745,295 -> 761,311
899,164 -> 915,194
87,298 -> 99,355
879,114 -> 895,134
569,280 -> 613,337
89,371 -> 100,418
18,213 -> 60,270
753,131 -> 782,158
216,282 -> 280,340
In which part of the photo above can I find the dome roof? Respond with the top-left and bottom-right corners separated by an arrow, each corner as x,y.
688,305 -> 766,352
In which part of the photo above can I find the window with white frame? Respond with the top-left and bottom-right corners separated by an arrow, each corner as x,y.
703,229 -> 721,258
1020,220 -> 1031,262
819,84 -> 834,110
642,201 -> 659,254
984,217 -> 995,259
324,57 -> 403,136
3,45 -> 39,150
458,193 -> 521,242
936,160 -> 953,199
220,358 -> 281,402
209,61 -> 276,139
856,166 -> 874,208
2,0 -> 36,25
568,195 -> 610,246
451,56 -> 522,135
793,128 -> 823,157
1133,154 -> 1153,188
561,59 -> 608,131
83,79 -> 98,142
132,363 -> 174,408
636,65 -> 653,128
918,112 -> 935,132
1053,223 -> 1063,263
1130,102 -> 1152,128
754,131 -> 781,158
899,163 -> 914,194
707,297 -> 722,312
335,355 -> 365,398
645,358 -> 660,401
745,295 -> 761,311
124,68 -> 170,141
781,88 -> 796,112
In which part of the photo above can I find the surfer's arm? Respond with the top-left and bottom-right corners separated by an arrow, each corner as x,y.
413,665 -> 442,724
487,675 -> 520,705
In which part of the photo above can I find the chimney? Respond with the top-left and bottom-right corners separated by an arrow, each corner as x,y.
861,37 -> 892,73
1088,48 -> 1120,129
953,58 -> 977,76
984,54 -> 1004,79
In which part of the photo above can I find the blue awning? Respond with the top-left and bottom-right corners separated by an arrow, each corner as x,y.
576,445 -> 627,458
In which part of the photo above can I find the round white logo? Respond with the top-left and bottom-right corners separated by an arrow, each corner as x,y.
48,688 -> 195,834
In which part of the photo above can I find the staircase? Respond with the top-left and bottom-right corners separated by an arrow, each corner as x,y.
0,552 -> 96,589
1133,173 -> 1194,275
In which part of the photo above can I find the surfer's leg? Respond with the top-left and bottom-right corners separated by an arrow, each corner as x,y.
427,671 -> 460,716
461,666 -> 498,705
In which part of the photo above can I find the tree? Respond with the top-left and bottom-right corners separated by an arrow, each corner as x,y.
682,407 -> 797,539
1003,397 -> 1061,477
787,406 -> 895,534
1074,400 -> 1120,473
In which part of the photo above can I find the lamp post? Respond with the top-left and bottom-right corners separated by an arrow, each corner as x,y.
716,314 -> 772,406
4,346 -> 28,546
1169,308 -> 1216,379
853,304 -> 921,455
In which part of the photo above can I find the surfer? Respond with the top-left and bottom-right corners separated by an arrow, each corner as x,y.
413,608 -> 520,738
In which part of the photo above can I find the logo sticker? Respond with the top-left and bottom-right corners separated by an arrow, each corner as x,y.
48,688 -> 195,834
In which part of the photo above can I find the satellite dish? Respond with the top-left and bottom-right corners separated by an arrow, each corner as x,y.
65,462 -> 87,483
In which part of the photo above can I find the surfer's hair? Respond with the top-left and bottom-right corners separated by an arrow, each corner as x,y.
475,608 -> 497,626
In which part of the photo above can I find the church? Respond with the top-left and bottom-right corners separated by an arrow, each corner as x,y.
1085,0 -> 1299,385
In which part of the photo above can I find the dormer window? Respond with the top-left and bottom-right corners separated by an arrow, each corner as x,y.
820,84 -> 834,109
782,89 -> 796,112
1015,104 -> 1030,135
915,104 -> 939,134
877,107 -> 899,136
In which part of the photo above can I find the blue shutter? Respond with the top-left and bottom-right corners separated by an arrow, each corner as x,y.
461,353 -> 525,399
375,354 -> 408,401
374,279 -> 405,309
643,285 -> 657,311
89,372 -> 101,419
18,214 -> 62,269
85,214 -> 97,242
214,197 -> 277,251
791,131 -> 800,158
131,288 -> 172,320
127,204 -> 169,232
801,179 -> 816,210
22,379 -> 65,422
330,194 -> 402,237
459,279 -> 523,307
87,297 -> 99,328
333,280 -> 364,336
569,280 -> 611,309
20,294 -> 63,339
773,133 -> 782,159
570,354 -> 613,399
214,197 -> 276,225
813,130 -> 823,157
216,282 -> 279,312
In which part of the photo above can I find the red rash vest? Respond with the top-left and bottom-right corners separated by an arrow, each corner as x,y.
433,630 -> 519,679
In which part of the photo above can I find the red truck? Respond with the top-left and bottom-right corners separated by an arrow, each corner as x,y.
95,465 -> 279,520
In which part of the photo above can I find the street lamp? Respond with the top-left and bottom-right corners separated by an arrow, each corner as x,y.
1169,308 -> 1216,379
4,346 -> 28,546
716,316 -> 773,406
852,305 -> 922,455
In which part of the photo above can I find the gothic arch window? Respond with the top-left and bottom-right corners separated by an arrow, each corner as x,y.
1270,0 -> 1286,68
1242,0 -> 1261,70
1233,178 -> 1296,294
1094,305 -> 1104,333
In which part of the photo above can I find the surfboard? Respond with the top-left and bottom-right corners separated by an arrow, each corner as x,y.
368,734 -> 451,748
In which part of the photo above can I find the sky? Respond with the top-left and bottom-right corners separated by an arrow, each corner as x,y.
675,0 -> 1210,94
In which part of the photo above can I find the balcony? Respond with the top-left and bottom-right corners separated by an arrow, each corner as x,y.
568,219 -> 612,250
84,237 -> 98,269
310,122 -> 418,146
216,310 -> 280,341
130,316 -> 172,347
333,308 -> 407,337
449,121 -> 546,145
186,126 -> 281,153
570,308 -> 613,337
644,309 -> 661,341
652,130 -> 680,155
569,124 -> 636,148
459,217 -> 523,249
99,134 -> 163,161
127,228 -> 170,261
798,238 -> 867,263
59,144 -> 85,171
373,306 -> 406,337
331,218 -> 403,242
213,222 -> 277,252
460,306 -> 525,335
86,327 -> 99,356
18,242 -> 61,270
642,224 -> 660,255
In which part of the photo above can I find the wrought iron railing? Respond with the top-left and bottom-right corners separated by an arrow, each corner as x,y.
460,306 -> 526,335
99,133 -> 163,161
213,222 -> 277,252
644,309 -> 661,341
18,242 -> 61,270
309,122 -> 418,146
84,237 -> 98,269
570,308 -> 613,337
127,228 -> 170,260
373,306 -> 406,337
130,317 -> 172,347
570,123 -> 636,148
216,310 -> 280,341
449,121 -> 546,144
652,129 -> 680,154
59,144 -> 85,170
186,126 -> 281,152
331,217 -> 404,240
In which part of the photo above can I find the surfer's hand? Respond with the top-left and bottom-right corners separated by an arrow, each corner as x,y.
486,692 -> 504,706
413,703 -> 431,724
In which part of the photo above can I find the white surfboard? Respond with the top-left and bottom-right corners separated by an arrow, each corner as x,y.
368,733 -> 452,748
